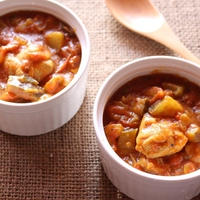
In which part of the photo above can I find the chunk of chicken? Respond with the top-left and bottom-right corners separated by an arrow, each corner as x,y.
17,44 -> 51,62
3,53 -> 24,75
29,60 -> 55,82
135,113 -> 188,158
0,42 -> 20,64
6,75 -> 44,102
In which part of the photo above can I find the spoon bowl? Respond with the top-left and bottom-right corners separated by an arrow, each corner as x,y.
106,0 -> 200,65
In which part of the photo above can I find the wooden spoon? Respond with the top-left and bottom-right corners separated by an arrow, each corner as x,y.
105,0 -> 200,65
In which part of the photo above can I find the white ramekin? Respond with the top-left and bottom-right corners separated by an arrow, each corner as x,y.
93,56 -> 200,200
0,0 -> 90,136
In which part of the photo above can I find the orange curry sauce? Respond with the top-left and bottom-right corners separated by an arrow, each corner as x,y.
0,11 -> 81,102
104,74 -> 200,176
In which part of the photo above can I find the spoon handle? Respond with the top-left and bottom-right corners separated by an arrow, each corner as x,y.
148,22 -> 200,65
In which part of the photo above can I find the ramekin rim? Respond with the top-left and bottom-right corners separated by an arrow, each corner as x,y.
93,55 -> 200,182
0,0 -> 90,107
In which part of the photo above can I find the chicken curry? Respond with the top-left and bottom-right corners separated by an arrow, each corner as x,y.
0,11 -> 81,102
104,74 -> 200,176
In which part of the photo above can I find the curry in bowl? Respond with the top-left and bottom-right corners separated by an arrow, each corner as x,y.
0,11 -> 81,102
104,73 -> 200,176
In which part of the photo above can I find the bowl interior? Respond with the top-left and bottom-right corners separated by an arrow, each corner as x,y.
94,56 -> 200,181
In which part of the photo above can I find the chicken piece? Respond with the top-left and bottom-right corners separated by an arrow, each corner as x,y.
3,53 -> 24,75
17,44 -> 51,62
6,75 -> 44,102
29,60 -> 55,82
135,113 -> 188,158
0,42 -> 20,64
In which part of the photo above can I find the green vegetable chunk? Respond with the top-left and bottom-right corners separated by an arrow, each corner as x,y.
117,128 -> 138,156
45,31 -> 64,50
149,95 -> 183,117
162,82 -> 184,97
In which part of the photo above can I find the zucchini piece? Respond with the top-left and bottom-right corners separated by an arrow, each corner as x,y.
162,82 -> 184,97
117,128 -> 138,156
149,95 -> 183,117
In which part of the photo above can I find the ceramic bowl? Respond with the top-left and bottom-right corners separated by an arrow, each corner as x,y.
0,0 -> 90,136
93,56 -> 200,200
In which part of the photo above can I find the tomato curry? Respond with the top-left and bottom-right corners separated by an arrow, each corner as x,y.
104,74 -> 200,176
0,11 -> 81,102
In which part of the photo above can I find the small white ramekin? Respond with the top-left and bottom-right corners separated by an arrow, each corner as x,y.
93,56 -> 200,200
0,0 -> 90,136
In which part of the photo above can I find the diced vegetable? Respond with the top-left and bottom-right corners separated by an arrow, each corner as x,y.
162,82 -> 184,97
144,86 -> 164,104
0,47 -> 5,64
104,123 -> 123,151
44,74 -> 68,94
119,113 -> 140,128
183,162 -> 196,174
185,143 -> 200,163
179,113 -> 191,127
45,31 -> 64,50
186,124 -> 200,142
117,128 -> 138,156
149,95 -> 183,117
167,153 -> 183,166
6,75 -> 44,101
68,55 -> 81,73
132,97 -> 147,116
